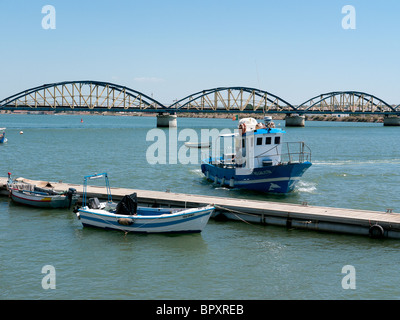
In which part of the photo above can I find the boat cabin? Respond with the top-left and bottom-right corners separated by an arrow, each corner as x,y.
235,117 -> 284,168
208,117 -> 311,170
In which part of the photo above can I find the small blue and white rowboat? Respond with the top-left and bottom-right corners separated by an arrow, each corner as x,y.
77,204 -> 214,234
75,173 -> 214,234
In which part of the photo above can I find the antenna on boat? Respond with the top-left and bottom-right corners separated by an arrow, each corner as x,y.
254,59 -> 266,119
255,59 -> 261,90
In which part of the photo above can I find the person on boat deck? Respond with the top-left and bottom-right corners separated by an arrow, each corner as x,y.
256,122 -> 265,129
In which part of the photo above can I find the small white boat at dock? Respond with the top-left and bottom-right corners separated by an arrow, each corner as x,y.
75,173 -> 214,234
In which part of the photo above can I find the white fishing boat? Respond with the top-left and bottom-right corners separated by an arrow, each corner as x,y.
201,116 -> 312,193
74,173 -> 214,233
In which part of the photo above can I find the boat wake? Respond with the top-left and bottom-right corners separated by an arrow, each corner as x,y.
190,169 -> 204,177
214,186 -> 231,191
314,159 -> 400,166
295,181 -> 317,193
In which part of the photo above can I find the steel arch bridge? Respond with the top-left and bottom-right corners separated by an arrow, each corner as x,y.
0,81 -> 399,115
0,80 -> 166,111
168,87 -> 295,113
295,91 -> 398,115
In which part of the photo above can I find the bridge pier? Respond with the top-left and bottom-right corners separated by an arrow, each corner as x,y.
285,114 -> 305,127
383,116 -> 400,126
156,112 -> 177,128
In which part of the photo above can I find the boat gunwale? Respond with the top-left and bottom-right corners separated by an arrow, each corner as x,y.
78,205 -> 215,220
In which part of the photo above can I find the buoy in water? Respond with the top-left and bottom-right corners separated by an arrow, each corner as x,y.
19,131 -> 23,134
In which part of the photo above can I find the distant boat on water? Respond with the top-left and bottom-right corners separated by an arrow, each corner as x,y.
185,142 -> 211,149
0,128 -> 7,143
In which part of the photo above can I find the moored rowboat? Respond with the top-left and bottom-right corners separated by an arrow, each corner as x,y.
77,202 -> 214,233
74,173 -> 214,233
7,173 -> 79,208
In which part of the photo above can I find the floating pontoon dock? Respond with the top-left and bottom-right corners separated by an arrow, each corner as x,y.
1,176 -> 399,239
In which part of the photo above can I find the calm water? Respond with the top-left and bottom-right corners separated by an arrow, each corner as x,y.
1,114 -> 400,300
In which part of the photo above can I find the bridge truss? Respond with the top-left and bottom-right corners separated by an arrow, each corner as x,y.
0,82 -> 399,115
168,87 -> 295,113
0,81 -> 166,111
296,91 -> 397,115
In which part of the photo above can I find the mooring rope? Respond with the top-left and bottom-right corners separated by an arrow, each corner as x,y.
213,204 -> 259,225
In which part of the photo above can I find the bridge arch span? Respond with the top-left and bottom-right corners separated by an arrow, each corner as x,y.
167,87 -> 296,113
0,80 -> 167,111
297,91 -> 396,114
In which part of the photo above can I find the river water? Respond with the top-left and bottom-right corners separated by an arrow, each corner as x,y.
1,114 -> 400,300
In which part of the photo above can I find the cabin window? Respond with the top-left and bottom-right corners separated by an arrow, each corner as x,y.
256,137 -> 263,146
265,137 -> 271,145
275,136 -> 281,144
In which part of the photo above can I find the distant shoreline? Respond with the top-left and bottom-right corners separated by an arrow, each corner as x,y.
0,110 -> 385,123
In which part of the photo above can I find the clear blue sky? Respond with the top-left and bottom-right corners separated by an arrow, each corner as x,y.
1,0 -> 399,105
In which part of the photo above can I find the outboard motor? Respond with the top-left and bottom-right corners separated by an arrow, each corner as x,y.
66,188 -> 77,209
